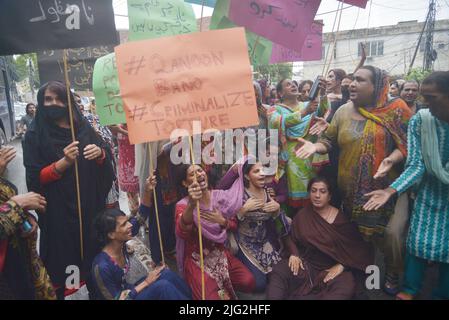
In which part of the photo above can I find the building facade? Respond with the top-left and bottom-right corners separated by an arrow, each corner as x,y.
302,19 -> 449,80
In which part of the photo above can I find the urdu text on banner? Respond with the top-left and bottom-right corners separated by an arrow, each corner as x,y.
0,0 -> 118,55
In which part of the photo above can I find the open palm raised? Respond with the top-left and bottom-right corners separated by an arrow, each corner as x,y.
295,138 -> 317,159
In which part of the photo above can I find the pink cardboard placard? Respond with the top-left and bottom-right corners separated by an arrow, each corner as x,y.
115,28 -> 259,144
229,0 -> 321,53
270,20 -> 323,63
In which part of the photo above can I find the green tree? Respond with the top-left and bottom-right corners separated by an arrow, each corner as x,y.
405,68 -> 432,83
254,63 -> 293,84
13,53 -> 40,87
2,56 -> 20,82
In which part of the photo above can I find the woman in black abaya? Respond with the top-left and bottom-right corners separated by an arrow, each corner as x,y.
23,81 -> 113,299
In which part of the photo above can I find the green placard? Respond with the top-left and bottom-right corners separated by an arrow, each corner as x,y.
209,0 -> 230,30
128,0 -> 198,41
92,53 -> 126,126
209,0 -> 272,66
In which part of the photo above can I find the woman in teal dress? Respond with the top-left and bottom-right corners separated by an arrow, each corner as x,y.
364,71 -> 449,299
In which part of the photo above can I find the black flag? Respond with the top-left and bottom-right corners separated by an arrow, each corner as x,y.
0,0 -> 118,55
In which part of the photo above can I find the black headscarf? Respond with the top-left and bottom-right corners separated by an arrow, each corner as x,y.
23,81 -> 114,286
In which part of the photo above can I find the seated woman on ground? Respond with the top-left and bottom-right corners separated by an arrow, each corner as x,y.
91,174 -> 191,300
218,157 -> 290,292
267,176 -> 374,300
217,141 -> 289,214
175,163 -> 256,300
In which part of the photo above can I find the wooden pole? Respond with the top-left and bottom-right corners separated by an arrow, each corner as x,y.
324,1 -> 345,77
188,136 -> 206,300
321,1 -> 342,76
199,0 -> 206,32
196,0 -> 206,301
148,145 -> 165,266
251,36 -> 261,61
63,50 -> 84,260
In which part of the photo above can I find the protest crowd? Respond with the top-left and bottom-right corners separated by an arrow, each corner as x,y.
0,0 -> 448,301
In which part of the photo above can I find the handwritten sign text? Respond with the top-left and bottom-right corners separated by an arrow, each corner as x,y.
128,0 -> 198,41
93,53 -> 126,126
228,0 -> 321,52
115,28 -> 259,143
37,45 -> 113,90
270,20 -> 323,63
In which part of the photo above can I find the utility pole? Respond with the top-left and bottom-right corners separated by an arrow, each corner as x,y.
408,4 -> 430,74
423,0 -> 437,71
28,57 -> 35,101
408,13 -> 429,73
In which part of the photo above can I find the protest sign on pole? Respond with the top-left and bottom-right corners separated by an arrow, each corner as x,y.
0,0 -> 118,55
228,0 -> 321,53
37,46 -> 113,91
92,53 -> 126,126
270,20 -> 323,63
209,0 -> 272,66
115,28 -> 259,144
128,0 -> 198,41
338,0 -> 368,9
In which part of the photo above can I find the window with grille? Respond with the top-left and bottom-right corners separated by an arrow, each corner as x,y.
358,41 -> 384,57
321,44 -> 338,60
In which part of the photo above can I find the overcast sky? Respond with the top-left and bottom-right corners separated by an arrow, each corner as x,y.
112,0 -> 449,32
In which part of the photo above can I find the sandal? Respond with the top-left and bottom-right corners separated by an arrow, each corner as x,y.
383,280 -> 400,296
396,291 -> 414,300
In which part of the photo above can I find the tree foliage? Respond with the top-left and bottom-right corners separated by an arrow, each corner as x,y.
405,68 -> 432,83
2,56 -> 20,82
12,54 -> 40,86
254,63 -> 293,84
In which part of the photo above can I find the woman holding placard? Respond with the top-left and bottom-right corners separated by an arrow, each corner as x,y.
175,163 -> 255,300
23,81 -> 114,299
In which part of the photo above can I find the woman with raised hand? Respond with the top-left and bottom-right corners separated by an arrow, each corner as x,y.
0,145 -> 55,300
295,66 -> 412,294
364,71 -> 449,300
268,78 -> 329,213
175,163 -> 255,300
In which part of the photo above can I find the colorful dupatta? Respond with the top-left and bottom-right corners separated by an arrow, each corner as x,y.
351,68 -> 412,237
268,98 -> 329,207
237,190 -> 290,274
219,157 -> 291,274
0,177 -> 56,300
175,160 -> 246,274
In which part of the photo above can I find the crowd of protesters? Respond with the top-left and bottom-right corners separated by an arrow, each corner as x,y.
0,65 -> 448,301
